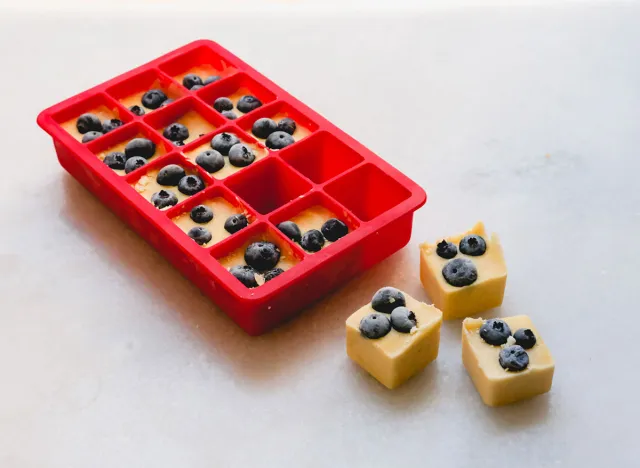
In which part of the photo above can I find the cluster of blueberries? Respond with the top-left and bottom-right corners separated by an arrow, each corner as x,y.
479,319 -> 537,372
252,117 -> 298,150
277,217 -> 348,253
103,137 -> 157,174
213,94 -> 262,120
185,204 -> 249,246
75,113 -> 124,144
230,242 -> 284,288
436,234 -> 487,287
195,132 -> 257,174
146,164 -> 206,210
359,287 -> 418,338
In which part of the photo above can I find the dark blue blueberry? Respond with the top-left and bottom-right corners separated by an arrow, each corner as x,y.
479,319 -> 512,346
277,118 -> 297,135
321,218 -> 348,242
499,345 -> 529,372
195,149 -> 225,173
224,214 -> 248,234
229,265 -> 258,288
173,140 -> 185,147
163,123 -> 189,142
156,164 -> 186,186
459,234 -> 487,256
190,205 -> 214,224
160,98 -> 175,108
124,138 -> 156,159
252,118 -> 277,139
81,131 -> 103,143
277,221 -> 301,243
371,287 -> 406,314
204,75 -> 221,85
190,85 -> 203,91
390,307 -> 417,333
359,313 -> 392,339
213,97 -> 233,113
141,89 -> 168,109
188,226 -> 212,245
513,328 -> 537,349
124,156 -> 147,174
102,118 -> 123,133
211,132 -> 240,156
177,175 -> 205,196
436,240 -> 457,259
300,229 -> 325,252
76,113 -> 102,134
182,74 -> 203,90
237,95 -> 262,113
221,110 -> 237,120
151,189 -> 178,209
264,267 -> 285,282
129,105 -> 145,116
442,258 -> 477,287
244,241 -> 281,272
103,151 -> 126,170
228,143 -> 256,167
265,131 -> 295,150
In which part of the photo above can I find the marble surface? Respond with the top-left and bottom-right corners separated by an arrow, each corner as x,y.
1,3 -> 639,467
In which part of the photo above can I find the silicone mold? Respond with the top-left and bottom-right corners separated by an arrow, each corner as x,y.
37,40 -> 426,335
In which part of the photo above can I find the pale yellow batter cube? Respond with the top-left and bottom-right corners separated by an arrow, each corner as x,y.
462,316 -> 555,406
419,222 -> 507,320
346,291 -> 442,389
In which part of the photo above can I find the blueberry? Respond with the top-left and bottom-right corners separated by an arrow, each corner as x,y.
76,113 -> 102,134
156,164 -> 186,186
102,118 -> 123,134
499,345 -> 529,372
190,205 -> 214,224
204,75 -> 221,85
228,143 -> 256,167
277,118 -> 297,135
213,97 -> 233,113
252,118 -> 277,139
141,89 -> 168,109
244,241 -> 281,272
277,221 -> 301,243
182,74 -> 203,90
124,156 -> 147,174
160,99 -> 175,108
188,226 -> 212,245
436,240 -> 457,259
81,131 -> 103,143
124,138 -> 156,159
459,234 -> 487,256
211,132 -> 240,156
229,265 -> 258,288
390,307 -> 417,333
195,149 -> 225,173
190,85 -> 203,91
151,189 -> 178,209
224,214 -> 248,234
321,218 -> 348,242
221,110 -> 237,120
479,319 -> 512,346
129,105 -> 145,116
173,140 -> 185,147
264,267 -> 285,282
300,229 -> 325,252
237,95 -> 262,113
513,328 -> 537,349
163,123 -> 189,142
442,258 -> 477,287
371,287 -> 406,314
266,131 -> 295,150
103,151 -> 126,170
359,313 -> 392,339
177,175 -> 205,196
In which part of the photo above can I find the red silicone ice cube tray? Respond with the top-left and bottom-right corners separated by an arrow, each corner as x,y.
37,40 -> 426,335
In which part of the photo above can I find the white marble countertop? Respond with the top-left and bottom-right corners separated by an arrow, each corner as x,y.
1,2 -> 638,466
